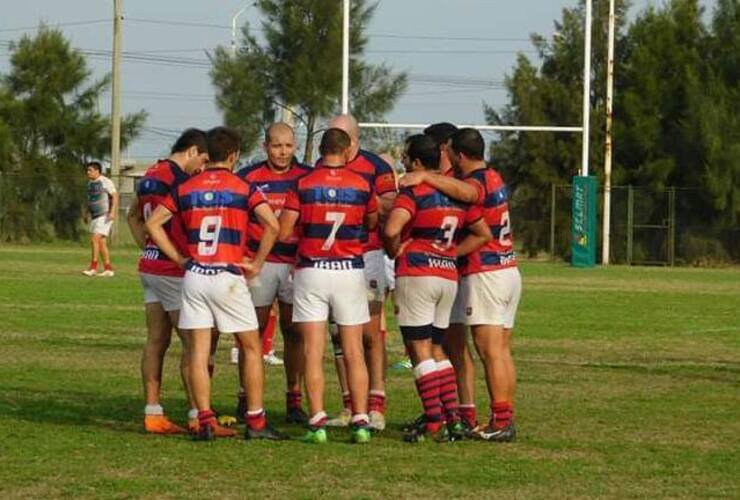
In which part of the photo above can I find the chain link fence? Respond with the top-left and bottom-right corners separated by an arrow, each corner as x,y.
535,185 -> 740,265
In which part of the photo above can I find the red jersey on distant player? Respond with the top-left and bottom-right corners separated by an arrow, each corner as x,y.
317,149 -> 396,252
137,159 -> 190,277
458,167 -> 517,275
161,168 -> 267,272
284,166 -> 377,269
237,160 -> 311,264
393,184 -> 481,281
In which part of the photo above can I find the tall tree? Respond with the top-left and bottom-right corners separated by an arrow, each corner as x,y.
210,0 -> 407,162
0,28 -> 145,241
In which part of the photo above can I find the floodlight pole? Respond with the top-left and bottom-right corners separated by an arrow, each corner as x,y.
110,0 -> 122,187
341,0 -> 350,114
231,4 -> 250,56
581,0 -> 592,177
602,0 -> 616,265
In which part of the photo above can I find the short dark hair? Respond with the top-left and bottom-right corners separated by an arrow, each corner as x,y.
206,126 -> 241,163
171,128 -> 207,155
451,128 -> 485,161
319,128 -> 351,156
86,161 -> 102,172
423,122 -> 458,148
406,134 -> 440,171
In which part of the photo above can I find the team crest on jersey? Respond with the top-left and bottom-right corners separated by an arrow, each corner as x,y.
466,307 -> 473,316
328,188 -> 337,199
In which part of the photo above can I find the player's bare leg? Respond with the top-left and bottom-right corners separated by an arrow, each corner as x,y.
326,324 -> 352,427
98,235 -> 112,274
340,322 -> 372,444
84,234 -> 102,275
444,323 -> 477,428
141,303 -> 185,434
300,321 -> 328,424
471,324 -> 516,441
190,328 -> 236,440
278,301 -> 306,423
364,301 -> 387,430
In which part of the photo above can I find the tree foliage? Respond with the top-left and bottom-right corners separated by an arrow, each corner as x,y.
0,28 -> 145,242
488,0 -> 740,259
210,0 -> 407,162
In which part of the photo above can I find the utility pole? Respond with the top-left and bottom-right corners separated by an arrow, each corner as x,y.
341,0 -> 350,114
602,0 -> 616,265
110,0 -> 122,187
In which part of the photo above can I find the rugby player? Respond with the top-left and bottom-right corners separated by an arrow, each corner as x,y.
324,114 -> 396,431
279,128 -> 378,444
83,161 -> 119,277
423,122 -> 479,430
384,135 -> 491,442
448,128 -> 522,442
127,128 -> 209,434
146,126 -> 285,441
236,122 -> 311,424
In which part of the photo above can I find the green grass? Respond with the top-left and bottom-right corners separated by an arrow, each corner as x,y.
0,244 -> 738,498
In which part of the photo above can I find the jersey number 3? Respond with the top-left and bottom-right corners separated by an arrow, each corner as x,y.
198,215 -> 222,256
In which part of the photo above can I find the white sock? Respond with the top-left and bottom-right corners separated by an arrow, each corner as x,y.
309,411 -> 327,426
351,413 -> 369,425
436,359 -> 453,371
188,408 -> 198,420
144,404 -> 164,416
413,358 -> 437,379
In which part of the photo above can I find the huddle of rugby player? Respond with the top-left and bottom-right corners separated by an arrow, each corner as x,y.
127,117 -> 522,443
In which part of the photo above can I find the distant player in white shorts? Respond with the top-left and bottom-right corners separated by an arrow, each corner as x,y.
83,162 -> 119,277
279,128 -> 378,444
146,126 -> 285,441
448,128 -> 523,442
126,128 -> 208,435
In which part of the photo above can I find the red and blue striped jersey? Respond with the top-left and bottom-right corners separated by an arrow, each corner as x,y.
284,166 -> 377,269
237,160 -> 311,264
161,168 -> 267,270
136,159 -> 190,277
393,184 -> 481,281
458,167 -> 517,275
317,149 -> 396,252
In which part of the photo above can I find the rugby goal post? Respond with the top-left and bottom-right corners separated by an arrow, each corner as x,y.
341,0 -> 600,267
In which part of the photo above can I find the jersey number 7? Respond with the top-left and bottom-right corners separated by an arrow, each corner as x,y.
321,211 -> 346,251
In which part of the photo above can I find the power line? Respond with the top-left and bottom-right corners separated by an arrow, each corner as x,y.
0,19 -> 110,33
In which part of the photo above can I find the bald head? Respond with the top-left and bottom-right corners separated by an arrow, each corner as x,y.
329,114 -> 360,158
263,122 -> 296,171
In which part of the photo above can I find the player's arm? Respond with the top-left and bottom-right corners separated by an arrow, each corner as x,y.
382,207 -> 411,258
456,218 -> 492,257
126,194 -> 146,250
278,209 -> 299,242
378,192 -> 397,218
399,171 -> 479,204
106,180 -> 120,221
145,205 -> 187,266
241,203 -> 279,279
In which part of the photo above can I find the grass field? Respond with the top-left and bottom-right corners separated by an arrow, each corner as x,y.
0,244 -> 738,499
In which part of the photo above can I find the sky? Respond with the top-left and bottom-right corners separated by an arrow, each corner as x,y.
0,0 -> 718,162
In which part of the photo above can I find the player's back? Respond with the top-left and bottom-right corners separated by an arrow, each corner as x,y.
290,166 -> 375,269
238,161 -> 311,263
137,159 -> 190,276
459,167 -> 517,274
175,168 -> 259,267
395,183 -> 471,281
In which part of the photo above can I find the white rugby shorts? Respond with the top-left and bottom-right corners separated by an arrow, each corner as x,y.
395,276 -> 457,329
140,273 -> 183,312
292,268 -> 369,326
248,262 -> 293,307
89,215 -> 113,237
455,267 -> 522,328
178,270 -> 259,333
363,249 -> 386,303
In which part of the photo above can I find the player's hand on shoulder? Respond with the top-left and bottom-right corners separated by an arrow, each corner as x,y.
398,171 -> 426,188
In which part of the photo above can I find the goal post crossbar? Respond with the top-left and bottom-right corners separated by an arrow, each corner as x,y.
358,122 -> 583,134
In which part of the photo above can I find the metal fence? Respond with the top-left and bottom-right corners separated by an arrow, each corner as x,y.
538,185 -> 739,265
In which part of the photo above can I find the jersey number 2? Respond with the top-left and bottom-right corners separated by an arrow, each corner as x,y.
198,215 -> 222,256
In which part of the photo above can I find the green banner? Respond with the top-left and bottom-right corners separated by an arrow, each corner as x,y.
571,176 -> 597,267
